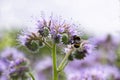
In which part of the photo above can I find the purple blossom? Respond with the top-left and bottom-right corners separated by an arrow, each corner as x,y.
0,60 -> 7,75
82,41 -> 95,54
89,34 -> 120,64
18,27 -> 39,46
0,47 -> 25,60
18,14 -> 85,55
58,27 -> 65,33
36,15 -> 79,44
0,48 -> 29,79
18,35 -> 28,46
0,76 -> 9,80
36,20 -> 44,29
91,34 -> 120,50
0,59 -> 10,80
68,27 -> 77,36
66,65 -> 120,80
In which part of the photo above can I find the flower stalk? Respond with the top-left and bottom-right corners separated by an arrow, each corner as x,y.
52,43 -> 58,80
43,40 -> 52,49
28,72 -> 35,80
57,47 -> 74,72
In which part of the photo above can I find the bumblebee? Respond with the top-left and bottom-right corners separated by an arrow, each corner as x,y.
71,35 -> 81,48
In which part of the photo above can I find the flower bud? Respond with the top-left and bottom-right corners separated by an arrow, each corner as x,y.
74,49 -> 87,60
62,33 -> 69,44
39,41 -> 45,48
15,58 -> 27,66
25,41 -> 39,51
53,34 -> 61,43
9,66 -> 29,79
43,27 -> 49,37
38,27 -> 49,37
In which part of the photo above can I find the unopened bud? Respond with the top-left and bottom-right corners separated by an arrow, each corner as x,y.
74,49 -> 87,60
25,41 -> 39,51
43,27 -> 49,37
62,33 -> 69,44
39,41 -> 44,48
53,34 -> 61,43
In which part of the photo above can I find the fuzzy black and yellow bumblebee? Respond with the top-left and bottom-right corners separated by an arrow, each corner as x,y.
71,35 -> 81,48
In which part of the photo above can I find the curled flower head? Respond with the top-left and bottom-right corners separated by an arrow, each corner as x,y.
18,27 -> 42,51
65,40 -> 94,61
18,27 -> 39,45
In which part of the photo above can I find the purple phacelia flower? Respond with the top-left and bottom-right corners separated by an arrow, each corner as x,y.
0,47 -> 25,60
58,27 -> 65,33
68,27 -> 77,36
66,65 -> 120,80
18,35 -> 28,46
18,14 -> 85,53
9,58 -> 28,68
91,34 -> 120,50
18,27 -> 39,46
0,47 -> 30,79
0,59 -> 10,80
81,41 -> 95,54
89,34 -> 120,64
8,58 -> 29,79
66,40 -> 94,60
0,60 -> 7,75
36,15 -> 79,44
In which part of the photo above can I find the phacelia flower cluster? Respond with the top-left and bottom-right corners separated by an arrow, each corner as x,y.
0,47 -> 30,80
18,15 -> 93,60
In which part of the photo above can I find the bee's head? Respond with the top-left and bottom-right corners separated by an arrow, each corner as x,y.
71,35 -> 81,48
73,35 -> 81,43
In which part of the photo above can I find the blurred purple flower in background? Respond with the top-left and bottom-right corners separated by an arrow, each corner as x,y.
0,47 -> 25,60
67,65 -> 120,80
64,34 -> 120,80
0,60 -> 9,80
34,57 -> 52,80
0,47 -> 30,80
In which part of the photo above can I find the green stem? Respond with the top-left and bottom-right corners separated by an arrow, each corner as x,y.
28,72 -> 35,80
61,60 -> 69,71
57,48 -> 73,72
52,43 -> 58,80
43,41 -> 52,49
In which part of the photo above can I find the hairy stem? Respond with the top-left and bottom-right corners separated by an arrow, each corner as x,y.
43,41 -> 52,49
28,72 -> 35,80
57,48 -> 74,72
52,43 -> 58,80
